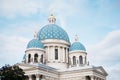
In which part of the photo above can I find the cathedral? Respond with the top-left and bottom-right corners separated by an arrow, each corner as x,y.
17,14 -> 108,80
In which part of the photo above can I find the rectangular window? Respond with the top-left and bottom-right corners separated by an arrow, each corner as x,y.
55,49 -> 58,60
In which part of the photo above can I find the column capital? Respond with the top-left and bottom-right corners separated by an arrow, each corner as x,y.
35,74 -> 40,78
28,75 -> 32,78
35,74 -> 40,80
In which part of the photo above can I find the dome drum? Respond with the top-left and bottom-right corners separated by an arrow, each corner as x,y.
25,48 -> 45,53
41,39 -> 70,46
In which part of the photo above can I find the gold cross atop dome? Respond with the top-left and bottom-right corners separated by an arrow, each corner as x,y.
75,35 -> 79,42
48,13 -> 56,24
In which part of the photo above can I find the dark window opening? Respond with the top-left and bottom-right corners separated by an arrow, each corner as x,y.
86,76 -> 91,80
41,54 -> 43,63
28,54 -> 31,63
73,56 -> 76,65
79,56 -> 83,64
55,49 -> 58,60
34,54 -> 38,63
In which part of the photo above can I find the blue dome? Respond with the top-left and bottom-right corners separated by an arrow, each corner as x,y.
27,39 -> 43,49
69,42 -> 86,51
23,54 -> 26,60
37,24 -> 70,42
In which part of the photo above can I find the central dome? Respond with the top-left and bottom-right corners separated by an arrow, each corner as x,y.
37,24 -> 70,42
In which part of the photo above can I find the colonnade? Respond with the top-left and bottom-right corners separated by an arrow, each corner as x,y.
26,74 -> 57,80
25,53 -> 44,64
45,46 -> 69,63
90,76 -> 105,80
70,55 -> 87,67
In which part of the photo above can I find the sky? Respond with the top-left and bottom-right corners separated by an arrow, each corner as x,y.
0,0 -> 120,80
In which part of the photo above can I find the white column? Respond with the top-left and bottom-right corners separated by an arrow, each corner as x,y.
28,75 -> 32,80
39,54 -> 42,63
91,76 -> 94,80
76,56 -> 79,67
66,48 -> 68,63
38,54 -> 40,63
85,56 -> 87,65
47,46 -> 50,61
43,52 -> 45,64
83,56 -> 85,65
31,54 -> 34,63
52,46 -> 55,61
62,47 -> 65,62
45,46 -> 47,63
70,56 -> 73,66
58,46 -> 61,61
26,54 -> 28,63
60,47 -> 62,62
36,74 -> 39,80
50,46 -> 52,61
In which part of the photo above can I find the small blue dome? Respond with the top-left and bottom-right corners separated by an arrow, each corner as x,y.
69,42 -> 86,51
27,39 -> 43,49
37,24 -> 70,42
23,54 -> 26,60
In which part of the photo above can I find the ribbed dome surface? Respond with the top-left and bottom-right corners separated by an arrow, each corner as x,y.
27,39 -> 43,49
37,24 -> 70,42
69,42 -> 86,51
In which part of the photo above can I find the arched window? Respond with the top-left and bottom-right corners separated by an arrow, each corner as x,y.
55,49 -> 58,60
41,54 -> 43,63
32,75 -> 36,80
34,54 -> 38,63
25,76 -> 29,80
79,56 -> 83,64
28,54 -> 31,63
86,76 -> 91,80
73,56 -> 76,65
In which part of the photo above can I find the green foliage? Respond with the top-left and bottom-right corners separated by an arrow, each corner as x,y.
0,64 -> 26,80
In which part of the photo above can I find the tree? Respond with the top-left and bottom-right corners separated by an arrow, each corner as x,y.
0,64 -> 26,80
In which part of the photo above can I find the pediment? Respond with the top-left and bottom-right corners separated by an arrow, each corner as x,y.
95,66 -> 108,76
16,63 -> 35,70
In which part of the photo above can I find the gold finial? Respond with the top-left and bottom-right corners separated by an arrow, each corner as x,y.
75,35 -> 79,41
48,10 -> 56,24
34,31 -> 37,38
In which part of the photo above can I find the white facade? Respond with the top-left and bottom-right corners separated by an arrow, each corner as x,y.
17,14 -> 108,80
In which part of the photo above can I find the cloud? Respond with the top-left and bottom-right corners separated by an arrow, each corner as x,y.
48,0 -> 82,28
107,64 -> 120,80
87,30 -> 120,80
0,34 -> 29,67
0,0 -> 80,19
87,30 -> 120,64
0,0 -> 45,18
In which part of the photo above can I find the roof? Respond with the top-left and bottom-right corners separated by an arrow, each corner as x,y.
27,39 -> 43,49
37,24 -> 70,42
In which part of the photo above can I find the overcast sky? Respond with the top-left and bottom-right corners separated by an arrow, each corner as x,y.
0,0 -> 120,80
